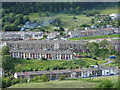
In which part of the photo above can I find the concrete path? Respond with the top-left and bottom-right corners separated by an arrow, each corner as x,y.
99,59 -> 113,66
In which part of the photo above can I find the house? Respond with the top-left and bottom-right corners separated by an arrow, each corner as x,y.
109,13 -> 120,20
14,66 -> 118,80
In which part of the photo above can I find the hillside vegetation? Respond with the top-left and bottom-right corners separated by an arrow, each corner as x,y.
9,75 -> 118,88
2,2 -> 118,31
14,58 -> 106,72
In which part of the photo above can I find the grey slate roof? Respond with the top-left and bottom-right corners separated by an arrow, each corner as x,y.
7,40 -> 86,44
9,50 -> 73,54
15,66 -> 118,76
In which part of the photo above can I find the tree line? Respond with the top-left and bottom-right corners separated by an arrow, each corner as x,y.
2,2 -> 117,15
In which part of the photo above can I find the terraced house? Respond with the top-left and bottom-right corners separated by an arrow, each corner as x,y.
7,40 -> 87,60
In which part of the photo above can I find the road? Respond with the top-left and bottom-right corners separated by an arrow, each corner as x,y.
99,59 -> 113,66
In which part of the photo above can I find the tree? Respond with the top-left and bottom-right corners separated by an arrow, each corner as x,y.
45,11 -> 51,16
91,18 -> 95,24
2,46 -> 10,56
23,15 -> 30,24
87,42 -> 99,57
15,64 -> 23,72
2,55 -> 15,72
99,40 -> 109,49
108,44 -> 116,55
3,25 -> 13,31
15,14 -> 24,24
14,19 -> 20,26
69,7 -> 74,13
59,27 -> 65,31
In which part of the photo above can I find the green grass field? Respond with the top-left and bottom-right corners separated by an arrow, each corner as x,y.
68,34 -> 119,40
9,75 -> 118,88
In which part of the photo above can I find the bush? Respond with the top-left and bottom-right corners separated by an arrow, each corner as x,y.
73,16 -> 77,19
41,57 -> 48,60
113,82 -> 120,89
18,77 -> 27,83
2,77 -> 12,88
59,75 -> 65,80
40,74 -> 50,82
30,76 -> 41,82
95,80 -> 114,88
12,78 -> 20,85
26,58 -> 31,60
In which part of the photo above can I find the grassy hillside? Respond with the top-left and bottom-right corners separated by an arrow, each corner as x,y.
57,14 -> 92,28
27,6 -> 118,29
14,58 -> 106,72
9,80 -> 97,88
28,13 -> 92,29
9,75 -> 118,88
99,6 -> 118,15
68,34 -> 119,40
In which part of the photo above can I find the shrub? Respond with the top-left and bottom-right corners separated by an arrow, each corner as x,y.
59,75 -> 65,80
95,80 -> 114,88
26,58 -> 31,60
113,82 -> 120,89
12,78 -> 20,85
30,76 -> 41,82
41,57 -> 48,60
19,77 -> 27,83
73,16 -> 77,19
40,74 -> 50,82
2,77 -> 12,88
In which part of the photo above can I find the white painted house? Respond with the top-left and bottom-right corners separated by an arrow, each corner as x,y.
101,67 -> 118,76
109,13 -> 120,20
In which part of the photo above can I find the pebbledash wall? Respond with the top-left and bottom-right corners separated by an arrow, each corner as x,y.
7,40 -> 87,60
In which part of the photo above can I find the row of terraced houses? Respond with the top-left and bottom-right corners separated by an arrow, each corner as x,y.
7,40 -> 87,60
14,66 -> 118,80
